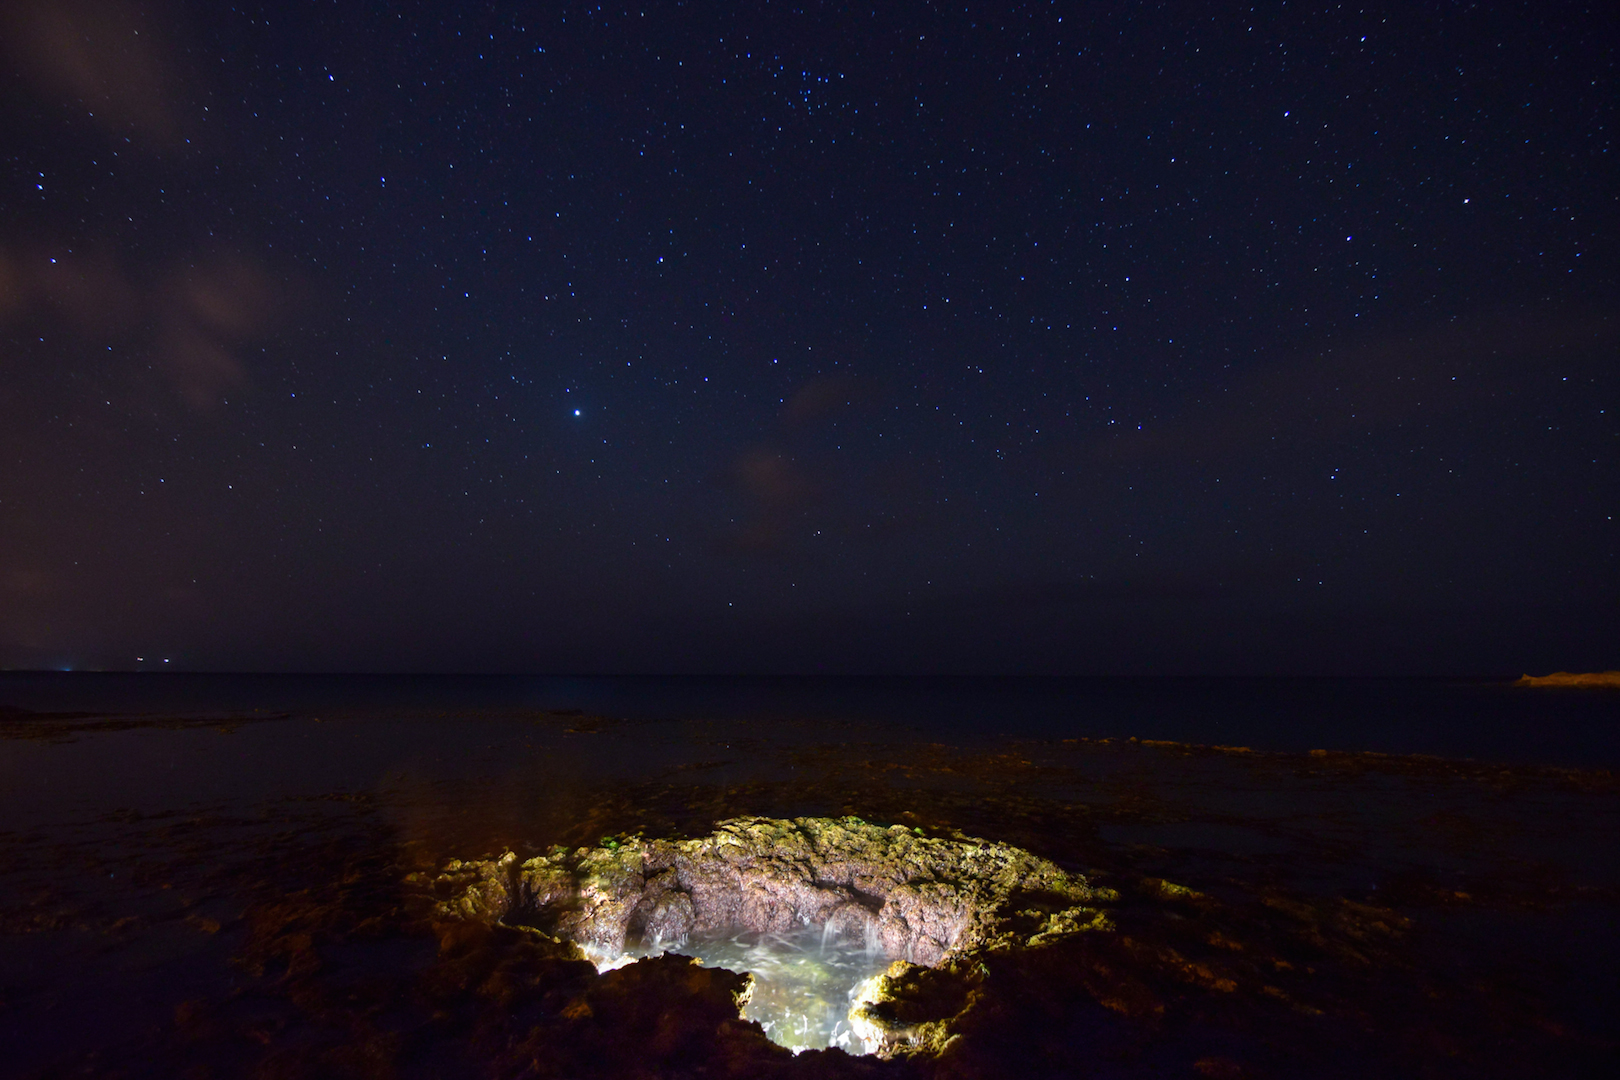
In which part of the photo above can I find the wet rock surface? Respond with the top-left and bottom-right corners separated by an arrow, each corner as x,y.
439,816 -> 1110,976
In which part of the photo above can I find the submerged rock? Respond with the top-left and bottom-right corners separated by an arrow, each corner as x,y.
438,816 -> 1113,1059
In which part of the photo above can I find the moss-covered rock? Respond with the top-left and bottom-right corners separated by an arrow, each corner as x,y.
440,816 -> 1105,969
436,817 -> 1114,1059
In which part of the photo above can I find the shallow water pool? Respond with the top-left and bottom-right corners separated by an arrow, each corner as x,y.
676,925 -> 892,1054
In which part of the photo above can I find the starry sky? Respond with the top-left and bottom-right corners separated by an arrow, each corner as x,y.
1,0 -> 1614,675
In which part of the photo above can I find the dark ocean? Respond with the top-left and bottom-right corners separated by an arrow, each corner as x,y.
2,674 -> 1616,1078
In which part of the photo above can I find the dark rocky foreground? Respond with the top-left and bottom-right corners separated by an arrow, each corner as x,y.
3,709 -> 1617,1078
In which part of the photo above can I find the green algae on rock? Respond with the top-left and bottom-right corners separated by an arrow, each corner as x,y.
436,816 -> 1114,1057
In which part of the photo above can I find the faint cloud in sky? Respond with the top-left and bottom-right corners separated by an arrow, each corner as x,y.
1099,311 -> 1616,464
33,247 -> 143,332
158,256 -> 279,408
721,375 -> 936,557
0,246 -> 282,410
726,447 -> 819,554
2,0 -> 183,146
0,248 -> 28,321
780,375 -> 875,429
0,1 -> 287,410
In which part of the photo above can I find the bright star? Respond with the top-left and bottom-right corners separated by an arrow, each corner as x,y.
574,409 -> 581,416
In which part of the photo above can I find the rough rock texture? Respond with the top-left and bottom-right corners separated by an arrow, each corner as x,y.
437,816 -> 1116,1061
848,959 -> 979,1057
440,816 -> 1107,969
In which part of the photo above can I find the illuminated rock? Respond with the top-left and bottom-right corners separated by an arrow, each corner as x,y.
444,816 -> 1105,965
438,816 -> 1114,1058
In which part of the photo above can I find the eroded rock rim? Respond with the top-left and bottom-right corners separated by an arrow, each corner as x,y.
439,816 -> 1107,969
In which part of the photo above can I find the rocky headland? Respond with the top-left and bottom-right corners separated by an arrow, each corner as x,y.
1515,670 -> 1620,688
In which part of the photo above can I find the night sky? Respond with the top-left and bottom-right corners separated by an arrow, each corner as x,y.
1,1 -> 1614,675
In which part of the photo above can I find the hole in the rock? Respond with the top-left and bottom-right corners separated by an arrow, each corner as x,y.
448,818 -> 1108,1059
583,924 -> 893,1055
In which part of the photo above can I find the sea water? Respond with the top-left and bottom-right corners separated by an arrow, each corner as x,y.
674,925 -> 892,1054
3,671 -> 1618,767
580,924 -> 892,1054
